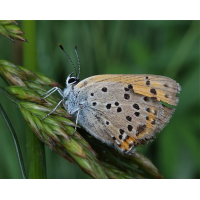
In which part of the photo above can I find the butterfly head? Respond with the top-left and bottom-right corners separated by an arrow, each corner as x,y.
66,72 -> 80,87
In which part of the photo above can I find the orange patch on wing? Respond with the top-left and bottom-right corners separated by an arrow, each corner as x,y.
135,125 -> 153,139
126,136 -> 137,144
146,115 -> 157,126
129,85 -> 176,105
119,136 -> 137,152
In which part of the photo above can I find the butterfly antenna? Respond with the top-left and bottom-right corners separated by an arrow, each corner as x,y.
74,45 -> 80,79
58,44 -> 78,77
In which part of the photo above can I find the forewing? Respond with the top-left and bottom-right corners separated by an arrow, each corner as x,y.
76,74 -> 181,106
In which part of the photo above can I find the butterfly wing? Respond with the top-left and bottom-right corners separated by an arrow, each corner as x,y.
76,80 -> 177,153
76,74 -> 181,106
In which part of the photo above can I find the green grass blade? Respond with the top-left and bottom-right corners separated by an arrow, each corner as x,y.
22,20 -> 47,179
0,103 -> 26,179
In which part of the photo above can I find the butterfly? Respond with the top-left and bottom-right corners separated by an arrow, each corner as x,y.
41,44 -> 181,154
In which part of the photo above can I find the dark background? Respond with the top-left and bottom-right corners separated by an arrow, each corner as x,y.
0,20 -> 199,178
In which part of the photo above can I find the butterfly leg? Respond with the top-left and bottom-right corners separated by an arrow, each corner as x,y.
73,109 -> 81,135
41,87 -> 64,99
42,99 -> 64,120
71,103 -> 86,135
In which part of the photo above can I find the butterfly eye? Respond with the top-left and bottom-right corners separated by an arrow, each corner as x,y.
67,76 -> 80,85
68,78 -> 76,84
66,73 -> 80,86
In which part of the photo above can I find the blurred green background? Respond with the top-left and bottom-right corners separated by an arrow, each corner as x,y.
0,20 -> 199,179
